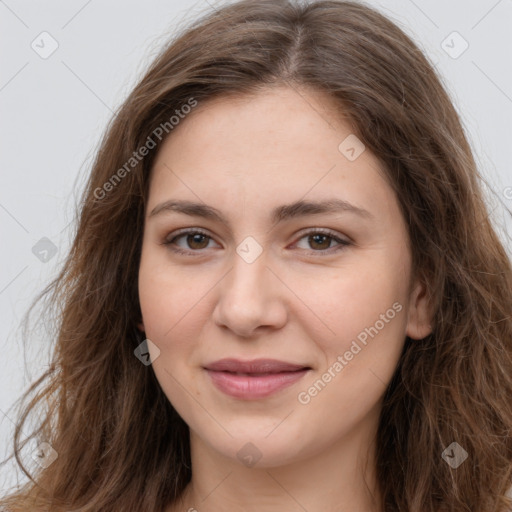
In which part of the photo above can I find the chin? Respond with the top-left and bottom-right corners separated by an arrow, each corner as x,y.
196,425 -> 317,469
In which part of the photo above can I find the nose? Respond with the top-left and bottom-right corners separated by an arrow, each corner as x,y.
212,250 -> 288,338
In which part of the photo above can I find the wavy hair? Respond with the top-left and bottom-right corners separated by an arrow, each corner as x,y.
1,0 -> 511,510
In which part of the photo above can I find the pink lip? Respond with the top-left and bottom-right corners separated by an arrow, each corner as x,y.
204,358 -> 311,400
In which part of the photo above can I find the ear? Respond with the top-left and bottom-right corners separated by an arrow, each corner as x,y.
137,321 -> 145,332
405,278 -> 433,340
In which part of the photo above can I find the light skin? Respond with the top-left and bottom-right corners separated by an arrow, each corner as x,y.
137,85 -> 432,512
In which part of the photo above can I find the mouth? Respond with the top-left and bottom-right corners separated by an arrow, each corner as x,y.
203,358 -> 312,400
204,358 -> 311,373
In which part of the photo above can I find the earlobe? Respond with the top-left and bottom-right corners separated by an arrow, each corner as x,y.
405,280 -> 433,340
137,321 -> 145,332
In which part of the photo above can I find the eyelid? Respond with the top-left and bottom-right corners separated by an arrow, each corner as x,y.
292,227 -> 352,244
165,227 -> 212,240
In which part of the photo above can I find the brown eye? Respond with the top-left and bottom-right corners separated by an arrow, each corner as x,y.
294,229 -> 351,254
308,233 -> 333,250
185,233 -> 210,250
163,229 -> 218,254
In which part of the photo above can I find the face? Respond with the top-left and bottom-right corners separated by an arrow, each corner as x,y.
138,85 -> 431,468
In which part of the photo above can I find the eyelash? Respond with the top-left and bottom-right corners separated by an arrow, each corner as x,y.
162,228 -> 351,256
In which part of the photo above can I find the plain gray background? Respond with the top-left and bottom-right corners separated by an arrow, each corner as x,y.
1,0 -> 511,494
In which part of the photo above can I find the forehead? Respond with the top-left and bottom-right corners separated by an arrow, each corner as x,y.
147,85 -> 397,226
168,85 -> 352,147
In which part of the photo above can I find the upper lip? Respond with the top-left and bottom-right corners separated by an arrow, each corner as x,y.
204,358 -> 310,374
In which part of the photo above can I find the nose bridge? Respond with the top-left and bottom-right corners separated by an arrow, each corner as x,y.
225,245 -> 269,308
213,242 -> 286,336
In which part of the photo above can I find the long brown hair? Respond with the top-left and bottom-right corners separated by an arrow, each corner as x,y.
1,1 -> 511,510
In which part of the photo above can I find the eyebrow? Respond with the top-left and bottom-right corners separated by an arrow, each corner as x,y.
149,198 -> 374,226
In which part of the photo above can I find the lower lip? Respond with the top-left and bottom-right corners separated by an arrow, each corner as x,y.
205,369 -> 309,400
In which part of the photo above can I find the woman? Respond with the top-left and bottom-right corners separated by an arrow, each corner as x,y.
1,0 -> 511,511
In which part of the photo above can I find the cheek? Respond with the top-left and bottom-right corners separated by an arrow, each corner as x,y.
138,257 -> 204,406
138,249 -> 200,347
294,272 -> 408,434
306,261 -> 409,354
